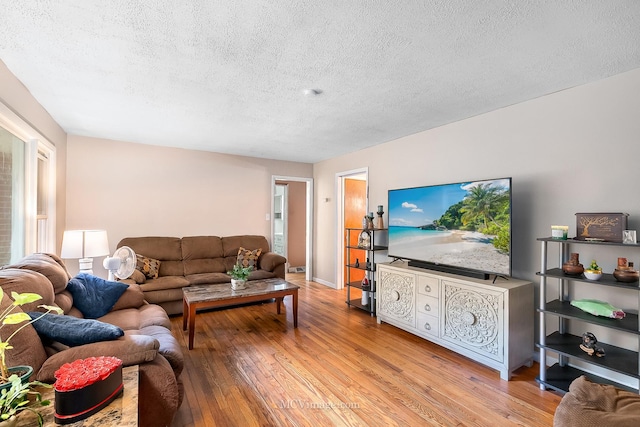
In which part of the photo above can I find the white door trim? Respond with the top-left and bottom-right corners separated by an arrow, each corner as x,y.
335,167 -> 368,289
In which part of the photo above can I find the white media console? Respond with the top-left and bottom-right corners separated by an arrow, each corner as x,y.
376,262 -> 534,380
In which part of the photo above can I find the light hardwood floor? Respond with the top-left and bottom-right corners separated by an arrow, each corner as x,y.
169,274 -> 561,426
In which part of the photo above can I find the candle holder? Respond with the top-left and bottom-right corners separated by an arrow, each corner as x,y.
376,210 -> 384,229
366,213 -> 375,230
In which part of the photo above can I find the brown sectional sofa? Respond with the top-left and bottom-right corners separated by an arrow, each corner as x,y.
117,235 -> 287,315
0,253 -> 183,427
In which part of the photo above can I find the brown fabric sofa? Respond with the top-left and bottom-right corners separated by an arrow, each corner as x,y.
554,376 -> 640,426
0,253 -> 183,427
117,235 -> 287,315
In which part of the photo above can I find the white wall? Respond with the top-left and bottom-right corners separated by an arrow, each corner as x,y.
313,68 -> 640,371
0,60 -> 68,253
65,135 -> 312,275
314,67 -> 640,286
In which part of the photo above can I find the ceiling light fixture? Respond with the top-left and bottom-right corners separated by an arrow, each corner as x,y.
303,89 -> 322,96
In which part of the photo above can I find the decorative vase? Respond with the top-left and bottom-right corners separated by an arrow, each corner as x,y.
376,205 -> 384,229
0,365 -> 33,392
361,277 -> 370,306
613,259 -> 639,283
231,279 -> 246,290
613,268 -> 639,283
562,253 -> 584,276
366,215 -> 374,230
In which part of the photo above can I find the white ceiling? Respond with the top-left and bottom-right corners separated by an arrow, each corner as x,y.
1,1 -> 640,163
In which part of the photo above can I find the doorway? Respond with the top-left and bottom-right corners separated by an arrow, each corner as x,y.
273,183 -> 288,267
336,168 -> 368,289
271,176 -> 313,281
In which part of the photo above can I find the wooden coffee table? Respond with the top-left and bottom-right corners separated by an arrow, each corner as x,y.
182,278 -> 299,349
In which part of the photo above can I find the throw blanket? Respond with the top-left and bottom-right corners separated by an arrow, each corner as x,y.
554,376 -> 640,426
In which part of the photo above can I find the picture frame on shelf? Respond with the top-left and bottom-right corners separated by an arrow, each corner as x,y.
623,230 -> 637,244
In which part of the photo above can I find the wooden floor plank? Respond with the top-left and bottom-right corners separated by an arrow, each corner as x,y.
169,274 -> 561,426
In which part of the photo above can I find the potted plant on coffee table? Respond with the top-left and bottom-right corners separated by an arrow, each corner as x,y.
0,374 -> 51,427
227,264 -> 253,290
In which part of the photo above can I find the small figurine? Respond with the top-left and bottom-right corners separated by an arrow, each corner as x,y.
579,332 -> 605,357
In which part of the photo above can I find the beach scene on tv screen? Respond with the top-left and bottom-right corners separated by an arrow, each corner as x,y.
388,179 -> 511,276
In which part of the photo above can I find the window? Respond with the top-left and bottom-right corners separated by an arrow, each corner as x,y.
0,103 -> 56,264
37,149 -> 51,252
0,126 -> 26,265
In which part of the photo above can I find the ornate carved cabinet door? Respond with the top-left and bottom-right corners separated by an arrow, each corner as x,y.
377,268 -> 416,328
440,279 -> 505,363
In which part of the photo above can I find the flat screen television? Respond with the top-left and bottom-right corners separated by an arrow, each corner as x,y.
387,177 -> 512,279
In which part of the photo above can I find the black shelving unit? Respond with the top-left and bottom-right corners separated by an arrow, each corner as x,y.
345,227 -> 387,316
537,237 -> 640,394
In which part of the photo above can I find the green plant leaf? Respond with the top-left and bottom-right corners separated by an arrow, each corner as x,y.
2,312 -> 31,325
37,305 -> 63,315
10,292 -> 42,306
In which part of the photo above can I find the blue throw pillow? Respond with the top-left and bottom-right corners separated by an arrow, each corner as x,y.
27,312 -> 124,347
66,272 -> 129,319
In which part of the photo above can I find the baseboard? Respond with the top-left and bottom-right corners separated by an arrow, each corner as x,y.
313,277 -> 337,289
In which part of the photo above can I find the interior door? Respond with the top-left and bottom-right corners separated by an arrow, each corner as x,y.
344,177 -> 367,284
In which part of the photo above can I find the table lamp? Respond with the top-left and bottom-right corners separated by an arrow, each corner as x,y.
60,230 -> 110,274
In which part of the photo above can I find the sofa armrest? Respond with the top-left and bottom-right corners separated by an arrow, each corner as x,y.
36,334 -> 159,382
119,269 -> 146,284
112,283 -> 146,311
259,252 -> 287,273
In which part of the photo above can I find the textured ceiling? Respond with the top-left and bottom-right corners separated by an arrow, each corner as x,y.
1,1 -> 640,163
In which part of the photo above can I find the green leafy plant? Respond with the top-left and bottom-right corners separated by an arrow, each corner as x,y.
586,260 -> 602,272
0,374 -> 51,426
0,288 -> 63,381
227,264 -> 252,281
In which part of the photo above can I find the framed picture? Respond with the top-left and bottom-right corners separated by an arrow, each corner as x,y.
622,230 -> 637,244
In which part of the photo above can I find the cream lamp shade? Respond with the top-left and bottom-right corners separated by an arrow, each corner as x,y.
61,230 -> 110,274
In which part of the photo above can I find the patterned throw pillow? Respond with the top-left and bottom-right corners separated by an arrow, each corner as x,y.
136,254 -> 161,279
237,247 -> 262,268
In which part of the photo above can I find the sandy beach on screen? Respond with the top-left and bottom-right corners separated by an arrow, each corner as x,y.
394,230 -> 509,275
